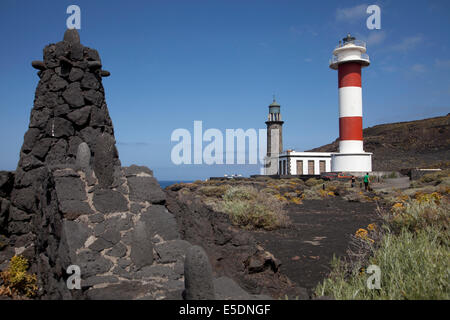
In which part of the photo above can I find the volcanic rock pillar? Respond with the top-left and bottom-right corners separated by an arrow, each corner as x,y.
7,29 -> 120,293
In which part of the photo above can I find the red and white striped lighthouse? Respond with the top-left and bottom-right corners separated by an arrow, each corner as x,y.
330,34 -> 372,172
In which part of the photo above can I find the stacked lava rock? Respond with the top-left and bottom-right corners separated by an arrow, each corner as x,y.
9,29 -> 119,240
5,29 -> 122,297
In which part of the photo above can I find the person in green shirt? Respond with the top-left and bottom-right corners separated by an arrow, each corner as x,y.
363,173 -> 370,191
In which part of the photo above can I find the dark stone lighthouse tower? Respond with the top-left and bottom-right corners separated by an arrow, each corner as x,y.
265,97 -> 284,175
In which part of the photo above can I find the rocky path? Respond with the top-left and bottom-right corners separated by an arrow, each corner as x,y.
251,198 -> 380,296
372,177 -> 411,191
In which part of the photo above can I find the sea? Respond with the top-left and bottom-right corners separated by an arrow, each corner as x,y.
158,180 -> 195,189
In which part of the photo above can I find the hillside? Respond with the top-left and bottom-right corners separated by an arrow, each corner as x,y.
308,114 -> 450,171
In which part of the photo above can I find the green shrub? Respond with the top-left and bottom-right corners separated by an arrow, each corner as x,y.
305,178 -> 324,187
419,170 -> 450,185
315,191 -> 450,300
219,186 -> 290,230
387,196 -> 449,233
315,227 -> 450,300
222,186 -> 257,201
260,188 -> 278,195
302,188 -> 322,200
198,185 -> 230,197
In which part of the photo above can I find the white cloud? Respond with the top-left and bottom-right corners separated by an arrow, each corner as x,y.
366,31 -> 386,46
411,64 -> 427,73
357,31 -> 386,47
381,65 -> 397,73
435,59 -> 450,69
336,4 -> 368,22
304,58 -> 313,63
389,34 -> 423,52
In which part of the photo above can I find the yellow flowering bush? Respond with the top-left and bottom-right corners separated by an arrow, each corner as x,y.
291,197 -> 303,205
355,228 -> 368,239
355,228 -> 374,243
0,255 -> 38,298
392,202 -> 404,212
414,192 -> 442,204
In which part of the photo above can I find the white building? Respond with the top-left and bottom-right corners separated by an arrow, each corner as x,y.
278,151 -> 332,175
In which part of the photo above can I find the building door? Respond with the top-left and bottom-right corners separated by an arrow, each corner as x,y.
279,161 -> 282,175
319,160 -> 326,173
308,160 -> 314,175
296,160 -> 303,175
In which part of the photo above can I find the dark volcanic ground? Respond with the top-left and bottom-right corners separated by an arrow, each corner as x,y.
251,199 -> 380,294
166,185 -> 381,298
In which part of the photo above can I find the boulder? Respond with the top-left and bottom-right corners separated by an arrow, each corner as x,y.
0,171 -> 14,198
92,189 -> 128,213
75,250 -> 113,278
83,90 -> 103,106
155,240 -> 191,264
45,139 -> 69,164
31,60 -> 46,70
70,43 -> 84,61
46,117 -> 74,138
29,108 -> 51,129
86,281 -> 152,300
63,28 -> 80,44
48,74 -> 68,92
107,243 -> 127,258
31,138 -> 53,160
81,72 -> 100,90
130,221 -> 154,270
62,82 -> 84,108
22,128 -> 41,153
62,220 -> 90,252
0,199 -> 10,232
123,165 -> 153,177
183,245 -> 215,300
127,176 -> 165,204
68,67 -> 84,82
54,176 -> 86,201
141,205 -> 179,241
54,104 -> 70,117
75,142 -> 91,168
93,133 -> 117,188
58,200 -> 93,220
100,70 -> 110,77
67,106 -> 91,126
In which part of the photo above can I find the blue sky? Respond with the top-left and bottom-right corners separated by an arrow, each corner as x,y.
0,0 -> 449,180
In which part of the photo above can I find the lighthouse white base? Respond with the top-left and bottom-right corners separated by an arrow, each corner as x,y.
331,152 -> 372,173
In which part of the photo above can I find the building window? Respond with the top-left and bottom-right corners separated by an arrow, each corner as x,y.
308,160 -> 314,175
319,160 -> 326,173
296,160 -> 303,175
